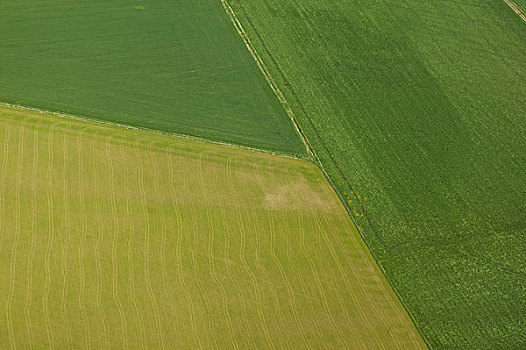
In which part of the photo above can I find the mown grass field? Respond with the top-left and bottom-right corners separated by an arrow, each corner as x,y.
228,0 -> 526,348
0,0 -> 305,155
0,105 -> 424,349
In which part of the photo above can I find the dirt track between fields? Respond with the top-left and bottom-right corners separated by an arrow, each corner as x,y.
503,0 -> 526,22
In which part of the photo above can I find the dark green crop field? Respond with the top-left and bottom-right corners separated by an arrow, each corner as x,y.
229,0 -> 526,348
514,0 -> 526,13
0,0 -> 305,155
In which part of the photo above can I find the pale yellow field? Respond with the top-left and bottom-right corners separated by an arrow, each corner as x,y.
0,105 -> 425,349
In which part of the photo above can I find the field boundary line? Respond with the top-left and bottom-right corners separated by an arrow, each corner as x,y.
0,102 -> 305,161
503,0 -> 526,22
220,0 -> 313,157
222,1 -> 431,347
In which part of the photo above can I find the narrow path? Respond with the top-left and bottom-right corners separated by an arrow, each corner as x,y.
220,0 -> 313,157
503,0 -> 526,22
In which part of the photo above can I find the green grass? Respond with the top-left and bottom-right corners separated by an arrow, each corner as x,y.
0,105 -> 425,349
228,0 -> 526,348
513,0 -> 526,13
0,0 -> 305,156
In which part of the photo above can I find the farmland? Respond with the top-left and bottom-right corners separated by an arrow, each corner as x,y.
228,0 -> 526,348
513,0 -> 526,13
0,105 -> 424,349
0,0 -> 305,155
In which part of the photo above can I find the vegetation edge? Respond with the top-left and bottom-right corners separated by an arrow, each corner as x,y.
220,0 -> 431,347
0,102 -> 308,163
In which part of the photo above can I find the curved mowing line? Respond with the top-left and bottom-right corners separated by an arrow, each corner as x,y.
105,136 -> 129,349
43,122 -> 56,349
187,153 -> 219,349
317,211 -> 422,348
308,206 -> 385,348
77,129 -> 92,350
262,161 -> 336,347
150,150 -> 179,341
237,159 -> 299,349
0,122 -> 9,258
273,164 -> 367,347
259,183 -> 310,347
0,123 -> 10,345
220,8 -> 424,344
6,117 -> 30,350
216,156 -> 258,349
167,153 -> 201,349
134,141 -> 164,349
118,141 -> 147,349
91,134 -> 109,349
150,148 -> 179,331
295,210 -> 337,347
60,124 -> 73,350
226,157 -> 277,349
315,214 -> 398,346
228,155 -> 298,348
251,162 -> 321,349
266,163 -> 351,348
0,105 -> 426,347
282,161 -> 380,347
217,4 -> 435,345
25,121 -> 40,349
224,157 -> 268,349
197,151 -> 239,349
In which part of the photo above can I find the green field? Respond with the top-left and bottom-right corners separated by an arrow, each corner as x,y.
228,0 -> 526,348
513,0 -> 526,13
0,105 -> 425,349
0,0 -> 305,155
